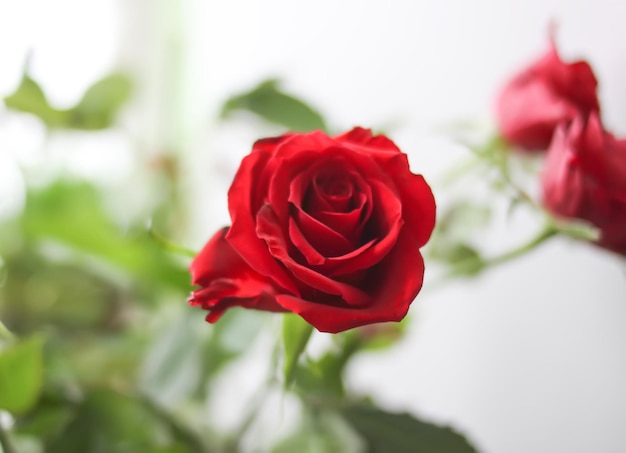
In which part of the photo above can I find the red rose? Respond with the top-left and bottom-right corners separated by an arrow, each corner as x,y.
189,128 -> 436,333
495,36 -> 600,151
541,113 -> 626,255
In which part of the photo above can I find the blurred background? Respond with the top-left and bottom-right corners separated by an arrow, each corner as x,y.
0,0 -> 625,452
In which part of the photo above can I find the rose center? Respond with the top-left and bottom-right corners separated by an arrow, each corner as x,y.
312,171 -> 354,212
317,176 -> 351,198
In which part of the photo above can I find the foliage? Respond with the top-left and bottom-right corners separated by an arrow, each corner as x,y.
1,59 -> 590,453
220,78 -> 328,133
4,71 -> 132,130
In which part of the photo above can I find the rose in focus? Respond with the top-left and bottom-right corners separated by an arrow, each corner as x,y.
189,128 -> 436,333
541,113 -> 626,255
495,36 -> 600,151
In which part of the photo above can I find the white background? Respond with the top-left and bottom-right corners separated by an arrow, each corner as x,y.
1,1 -> 626,452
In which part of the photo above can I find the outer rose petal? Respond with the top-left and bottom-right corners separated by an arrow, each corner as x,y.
189,227 -> 285,322
276,229 -> 425,333
542,113 -> 626,256
335,127 -> 401,153
496,81 -> 576,150
495,35 -> 600,151
371,152 -> 436,248
227,150 -> 300,295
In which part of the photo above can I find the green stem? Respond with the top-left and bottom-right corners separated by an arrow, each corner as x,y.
485,225 -> 559,267
430,225 -> 559,286
148,225 -> 196,258
0,421 -> 16,453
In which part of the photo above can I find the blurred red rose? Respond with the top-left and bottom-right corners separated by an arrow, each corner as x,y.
541,113 -> 626,255
189,128 -> 436,333
495,36 -> 600,151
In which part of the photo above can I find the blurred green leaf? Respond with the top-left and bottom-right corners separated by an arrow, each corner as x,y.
295,331 -> 359,400
68,74 -> 133,130
140,310 -> 203,406
295,324 -> 406,402
4,72 -> 132,130
0,250 -> 125,332
472,135 -> 510,178
282,314 -> 313,387
436,201 -> 491,239
341,406 -> 479,453
273,410 -> 364,453
21,181 -> 189,293
149,227 -> 196,259
0,320 -> 15,344
430,242 -> 485,277
0,336 -> 44,414
349,321 -> 407,352
16,398 -> 74,442
428,200 -> 490,277
142,308 -> 268,405
3,74 -> 67,127
46,389 -> 196,453
295,355 -> 345,401
221,79 -> 328,132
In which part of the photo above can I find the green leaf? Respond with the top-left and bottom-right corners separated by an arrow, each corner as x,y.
349,320 -> 408,352
295,355 -> 345,401
436,201 -> 491,239
21,181 -> 189,293
273,410 -> 364,453
46,389 -> 197,453
282,314 -> 314,387
2,252 -> 121,331
341,406 -> 479,453
68,73 -> 133,130
15,396 -> 74,441
0,320 -> 15,344
3,74 -> 67,127
294,330 -> 364,399
4,72 -> 132,130
221,79 -> 328,132
0,336 -> 44,414
140,310 -> 204,406
441,244 -> 485,276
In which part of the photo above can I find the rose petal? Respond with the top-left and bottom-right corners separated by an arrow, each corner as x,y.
293,205 -> 355,256
372,153 -> 436,248
288,215 -> 377,269
495,36 -> 600,151
542,113 -> 626,256
310,166 -> 354,212
256,205 -> 372,307
497,80 -> 576,150
227,151 -> 300,295
189,227 -> 286,322
276,228 -> 425,333
321,179 -> 404,276
290,164 -> 373,244
291,187 -> 400,275
313,201 -> 366,239
335,127 -> 401,153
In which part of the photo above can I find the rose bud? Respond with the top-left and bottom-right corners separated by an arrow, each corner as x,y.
541,113 -> 626,255
189,128 -> 436,333
495,36 -> 600,151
